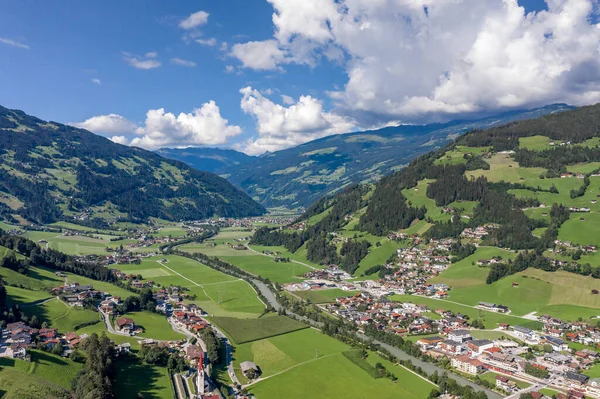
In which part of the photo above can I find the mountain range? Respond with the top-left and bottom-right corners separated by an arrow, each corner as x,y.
159,104 -> 574,209
0,106 -> 265,226
155,147 -> 255,174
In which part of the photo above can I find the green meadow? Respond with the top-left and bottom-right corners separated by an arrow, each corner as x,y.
114,358 -> 174,399
118,311 -> 185,341
115,255 -> 265,318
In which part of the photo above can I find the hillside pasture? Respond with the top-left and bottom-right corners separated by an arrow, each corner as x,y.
466,153 -> 546,183
558,212 -> 600,247
114,358 -> 173,399
401,179 -> 451,223
430,247 -> 516,289
25,298 -> 100,332
118,311 -> 185,341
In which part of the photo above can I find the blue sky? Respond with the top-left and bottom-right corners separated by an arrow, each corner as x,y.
1,0 -> 599,154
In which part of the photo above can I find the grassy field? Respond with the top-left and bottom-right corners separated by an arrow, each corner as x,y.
0,350 -> 83,393
210,313 -> 308,344
430,247 -> 516,289
181,241 -> 316,283
25,298 -> 100,332
246,329 -> 435,399
114,358 -> 173,399
293,289 -> 360,303
436,146 -> 491,165
6,286 -> 52,305
119,311 -> 185,341
558,212 -> 600,247
466,153 -> 546,183
22,231 -> 115,255
355,240 -> 404,277
401,179 -> 452,223
0,366 -> 71,399
114,255 -> 265,318
0,265 -> 63,291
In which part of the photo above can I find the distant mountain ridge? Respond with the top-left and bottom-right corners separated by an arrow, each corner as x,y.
0,106 -> 265,226
156,147 -> 255,173
219,104 -> 574,209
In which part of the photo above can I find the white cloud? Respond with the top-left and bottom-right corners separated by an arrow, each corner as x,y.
233,0 -> 600,124
0,37 -> 29,49
179,11 -> 209,30
281,95 -> 295,105
74,102 -> 243,150
110,136 -> 129,145
91,78 -> 101,85
196,38 -> 217,46
122,52 -> 161,70
239,86 -> 355,154
131,102 -> 243,149
171,58 -> 197,67
73,114 -> 137,135
230,40 -> 290,70
220,42 -> 229,52
225,65 -> 235,73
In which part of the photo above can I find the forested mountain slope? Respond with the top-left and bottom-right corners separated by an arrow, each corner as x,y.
223,104 -> 573,209
252,102 -> 600,274
0,106 -> 265,225
156,147 -> 255,173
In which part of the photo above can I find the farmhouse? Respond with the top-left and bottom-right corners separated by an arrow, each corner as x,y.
240,361 -> 260,378
495,375 -> 516,392
115,317 -> 135,334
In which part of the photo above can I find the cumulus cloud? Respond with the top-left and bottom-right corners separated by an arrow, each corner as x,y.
239,86 -> 355,154
110,136 -> 129,145
179,11 -> 209,30
122,51 -> 161,69
73,102 -> 242,150
73,114 -> 137,135
0,37 -> 29,49
230,40 -> 290,70
91,78 -> 101,85
232,0 -> 600,125
171,58 -> 197,67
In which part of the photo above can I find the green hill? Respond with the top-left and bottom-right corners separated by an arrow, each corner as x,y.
0,105 -> 265,226
252,102 -> 600,275
221,104 -> 573,209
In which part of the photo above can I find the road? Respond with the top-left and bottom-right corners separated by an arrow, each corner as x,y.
99,310 -> 130,336
251,279 -> 503,399
505,382 -> 546,399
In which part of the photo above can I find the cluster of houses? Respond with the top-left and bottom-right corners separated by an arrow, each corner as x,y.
461,225 -> 495,240
171,307 -> 211,337
539,314 -> 600,349
326,294 -> 470,335
560,172 -> 585,179
51,281 -> 109,307
552,240 -> 597,254
416,325 -> 600,398
0,321 -> 84,359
